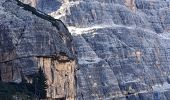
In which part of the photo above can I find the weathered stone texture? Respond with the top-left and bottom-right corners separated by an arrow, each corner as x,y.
0,0 -> 76,99
9,0 -> 170,100
38,57 -> 76,99
125,0 -> 136,12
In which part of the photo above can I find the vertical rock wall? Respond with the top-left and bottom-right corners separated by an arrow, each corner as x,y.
22,0 -> 170,99
0,0 -> 76,99
37,57 -> 76,99
7,0 -> 170,99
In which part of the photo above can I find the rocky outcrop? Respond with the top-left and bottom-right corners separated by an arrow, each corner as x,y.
19,0 -> 62,13
125,0 -> 136,12
0,0 -> 76,99
38,57 -> 76,99
20,0 -> 170,100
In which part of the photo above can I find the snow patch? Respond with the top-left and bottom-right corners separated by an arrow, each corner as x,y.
152,82 -> 170,92
138,90 -> 148,94
49,1 -> 80,19
68,25 -> 108,35
123,78 -> 140,84
68,23 -> 170,41
158,32 -> 170,39
67,24 -> 137,35
78,57 -> 102,64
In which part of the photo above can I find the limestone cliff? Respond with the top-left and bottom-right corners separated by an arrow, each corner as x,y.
19,0 -> 170,100
38,57 -> 76,99
0,0 -> 76,99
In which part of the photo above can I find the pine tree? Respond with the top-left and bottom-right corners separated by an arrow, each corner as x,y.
35,67 -> 48,99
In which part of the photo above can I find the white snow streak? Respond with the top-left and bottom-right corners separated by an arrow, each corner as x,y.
152,82 -> 170,92
68,23 -> 170,40
78,58 -> 102,64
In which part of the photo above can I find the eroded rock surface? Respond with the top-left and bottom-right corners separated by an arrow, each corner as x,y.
38,57 -> 76,99
9,0 -> 170,100
125,0 -> 136,12
0,0 -> 76,99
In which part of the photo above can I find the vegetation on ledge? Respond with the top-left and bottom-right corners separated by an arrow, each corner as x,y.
0,68 -> 48,100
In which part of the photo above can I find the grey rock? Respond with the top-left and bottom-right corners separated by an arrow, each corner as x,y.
0,0 -> 76,99
8,0 -> 170,100
0,0 -> 73,64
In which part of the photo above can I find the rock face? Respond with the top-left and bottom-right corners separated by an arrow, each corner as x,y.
6,0 -> 170,100
0,0 -> 76,99
38,57 -> 76,99
19,0 -> 62,13
125,0 -> 136,12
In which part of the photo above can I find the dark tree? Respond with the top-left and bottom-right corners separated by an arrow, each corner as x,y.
34,67 -> 48,99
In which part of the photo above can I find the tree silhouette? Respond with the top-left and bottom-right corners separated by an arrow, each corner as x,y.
34,67 -> 48,99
